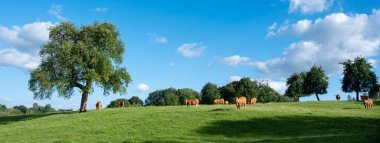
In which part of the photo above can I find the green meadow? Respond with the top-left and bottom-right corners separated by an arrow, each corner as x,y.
0,101 -> 379,143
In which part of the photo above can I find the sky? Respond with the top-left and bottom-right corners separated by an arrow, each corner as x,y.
0,0 -> 379,110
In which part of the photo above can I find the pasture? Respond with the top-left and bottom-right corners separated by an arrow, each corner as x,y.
0,101 -> 379,142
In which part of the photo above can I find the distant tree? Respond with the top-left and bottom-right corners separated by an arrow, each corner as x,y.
303,65 -> 329,101
235,78 -> 259,100
201,82 -> 221,104
13,105 -> 28,114
145,87 -> 199,106
29,103 -> 43,114
0,104 -> 7,112
107,98 -> 130,108
285,72 -> 307,102
129,96 -> 143,106
178,88 -> 200,105
257,83 -> 280,103
29,22 -> 132,112
369,84 -> 380,99
43,104 -> 55,113
341,57 -> 378,101
219,82 -> 237,103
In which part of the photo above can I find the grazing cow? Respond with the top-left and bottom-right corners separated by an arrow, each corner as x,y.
336,94 -> 341,101
250,98 -> 257,105
224,101 -> 229,105
214,98 -> 224,104
119,101 -> 125,107
235,96 -> 247,110
186,99 -> 199,107
363,98 -> 373,109
96,101 -> 102,110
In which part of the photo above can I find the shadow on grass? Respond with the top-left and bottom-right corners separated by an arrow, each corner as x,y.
374,100 -> 380,106
209,108 -> 233,112
195,115 -> 380,142
0,111 -> 76,125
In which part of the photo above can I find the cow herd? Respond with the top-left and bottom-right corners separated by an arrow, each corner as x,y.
95,95 -> 374,110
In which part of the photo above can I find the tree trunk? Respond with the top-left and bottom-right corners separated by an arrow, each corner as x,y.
79,90 -> 89,112
356,91 -> 359,101
315,93 -> 320,101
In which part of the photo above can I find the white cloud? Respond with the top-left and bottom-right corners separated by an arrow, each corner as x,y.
289,0 -> 333,14
229,76 -> 242,82
266,80 -> 287,95
257,10 -> 380,76
48,4 -> 66,21
95,7 -> 108,12
0,22 -> 54,70
137,83 -> 150,92
148,33 -> 168,44
221,55 -> 251,66
177,42 -> 206,58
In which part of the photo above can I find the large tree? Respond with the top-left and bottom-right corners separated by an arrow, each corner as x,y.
303,65 -> 329,101
285,72 -> 307,102
341,57 -> 378,101
201,82 -> 221,104
29,22 -> 131,112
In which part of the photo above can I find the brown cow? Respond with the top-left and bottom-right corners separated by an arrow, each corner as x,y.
250,98 -> 257,105
363,98 -> 373,109
336,94 -> 341,101
119,101 -> 125,107
186,99 -> 199,107
96,101 -> 102,110
214,98 -> 224,104
224,101 -> 229,105
235,96 -> 246,110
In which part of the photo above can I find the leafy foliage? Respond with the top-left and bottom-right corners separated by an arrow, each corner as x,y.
201,82 -> 221,104
13,105 -> 28,114
303,65 -> 329,101
107,98 -> 130,108
129,96 -> 143,106
285,72 -> 307,102
341,57 -> 378,101
145,88 -> 200,106
28,22 -> 131,112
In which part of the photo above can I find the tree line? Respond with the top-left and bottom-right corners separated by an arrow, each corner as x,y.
145,78 -> 292,106
0,103 -> 55,116
284,57 -> 379,101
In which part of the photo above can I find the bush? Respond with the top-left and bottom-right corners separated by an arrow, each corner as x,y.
107,99 -> 131,108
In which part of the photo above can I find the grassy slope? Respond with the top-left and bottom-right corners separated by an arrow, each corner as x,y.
0,101 -> 379,143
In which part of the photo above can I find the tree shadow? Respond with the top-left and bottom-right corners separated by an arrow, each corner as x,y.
0,111 -> 76,125
373,100 -> 380,105
209,108 -> 233,112
196,115 -> 380,142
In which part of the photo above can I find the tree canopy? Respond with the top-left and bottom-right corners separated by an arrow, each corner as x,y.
303,65 -> 329,101
201,82 -> 221,104
129,96 -> 143,106
285,72 -> 307,102
107,98 -> 130,108
28,22 -> 131,112
341,57 -> 378,101
145,88 -> 200,106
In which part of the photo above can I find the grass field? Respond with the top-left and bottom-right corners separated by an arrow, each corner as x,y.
0,101 -> 379,143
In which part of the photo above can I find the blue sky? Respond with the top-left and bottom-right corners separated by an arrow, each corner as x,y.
0,0 -> 379,109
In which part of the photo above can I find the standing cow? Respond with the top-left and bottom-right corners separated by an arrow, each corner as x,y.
119,101 -> 125,107
250,98 -> 257,105
96,101 -> 102,110
186,99 -> 199,107
336,94 -> 341,101
235,96 -> 246,110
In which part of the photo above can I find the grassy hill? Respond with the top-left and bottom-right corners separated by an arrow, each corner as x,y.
0,101 -> 379,143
